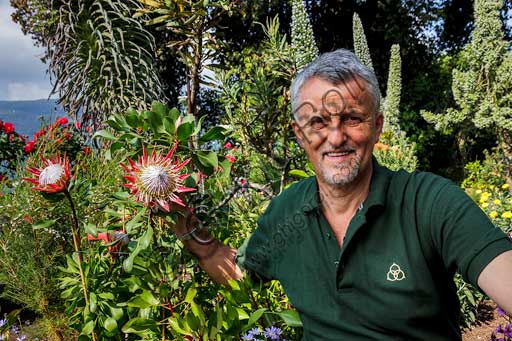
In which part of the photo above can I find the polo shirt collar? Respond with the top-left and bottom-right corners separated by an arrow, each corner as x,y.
301,157 -> 392,216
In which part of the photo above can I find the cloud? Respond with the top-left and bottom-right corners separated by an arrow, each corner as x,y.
0,0 -> 52,100
7,82 -> 52,100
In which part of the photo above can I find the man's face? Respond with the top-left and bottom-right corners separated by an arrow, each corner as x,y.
292,76 -> 383,188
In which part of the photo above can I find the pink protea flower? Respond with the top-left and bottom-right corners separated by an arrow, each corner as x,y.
121,145 -> 195,212
23,153 -> 71,193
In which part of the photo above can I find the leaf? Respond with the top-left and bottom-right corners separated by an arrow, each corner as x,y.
98,292 -> 114,300
32,219 -> 56,230
168,318 -> 191,335
289,169 -> 310,178
185,287 -> 197,303
176,115 -> 195,141
125,209 -> 145,233
151,101 -> 168,117
277,309 -> 303,327
247,308 -> 266,326
81,320 -> 95,335
125,108 -> 140,128
123,253 -> 135,273
89,292 -> 97,313
138,225 -> 153,250
109,306 -> 124,320
144,110 -> 164,134
140,290 -> 160,306
104,317 -> 118,332
84,223 -> 97,237
198,126 -> 227,144
93,129 -> 116,141
121,317 -> 156,334
195,151 -> 218,168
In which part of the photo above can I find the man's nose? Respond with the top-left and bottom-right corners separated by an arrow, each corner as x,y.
326,119 -> 348,146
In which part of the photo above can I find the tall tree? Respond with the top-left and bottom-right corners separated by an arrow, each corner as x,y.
423,0 -> 512,186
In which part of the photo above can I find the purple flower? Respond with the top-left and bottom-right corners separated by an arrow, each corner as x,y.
241,333 -> 255,341
497,306 -> 507,317
249,327 -> 261,336
264,326 -> 283,340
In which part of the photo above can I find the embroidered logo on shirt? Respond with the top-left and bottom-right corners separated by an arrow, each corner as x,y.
386,263 -> 406,281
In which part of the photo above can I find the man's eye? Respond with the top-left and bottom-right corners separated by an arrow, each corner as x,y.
309,117 -> 327,130
343,115 -> 363,126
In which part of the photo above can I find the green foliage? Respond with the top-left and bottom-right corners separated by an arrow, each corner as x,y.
461,150 -> 506,190
137,0 -> 239,116
47,0 -> 165,127
58,102 -> 302,339
422,0 -> 512,184
218,17 -> 306,195
291,0 -> 318,71
373,131 -> 418,172
455,273 -> 484,329
0,164 -> 70,330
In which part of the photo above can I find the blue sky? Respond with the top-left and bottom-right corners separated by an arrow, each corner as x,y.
0,0 -> 53,100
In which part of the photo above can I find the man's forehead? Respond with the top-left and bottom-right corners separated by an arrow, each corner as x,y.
300,77 -> 368,101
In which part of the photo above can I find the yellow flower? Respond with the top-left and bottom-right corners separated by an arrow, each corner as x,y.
489,211 -> 498,219
501,211 -> 512,219
481,202 -> 489,208
490,185 -> 495,190
502,183 -> 510,190
493,199 -> 502,205
476,189 -> 482,194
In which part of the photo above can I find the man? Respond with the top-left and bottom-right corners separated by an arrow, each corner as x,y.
173,49 -> 512,340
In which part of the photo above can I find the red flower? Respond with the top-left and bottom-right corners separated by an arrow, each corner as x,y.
64,132 -> 71,140
24,141 -> 36,153
23,153 -> 71,193
56,117 -> 68,126
88,231 -> 129,256
225,155 -> 236,163
3,122 -> 14,134
75,121 -> 81,130
0,120 -> 3,131
121,144 -> 195,212
34,128 -> 46,141
225,142 -> 232,149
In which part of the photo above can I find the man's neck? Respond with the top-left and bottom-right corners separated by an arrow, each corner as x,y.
317,168 -> 373,216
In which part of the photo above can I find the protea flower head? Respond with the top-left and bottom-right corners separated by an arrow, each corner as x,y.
121,144 -> 195,212
23,153 -> 71,193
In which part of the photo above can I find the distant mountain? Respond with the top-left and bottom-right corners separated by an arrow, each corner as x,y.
0,99 -> 65,138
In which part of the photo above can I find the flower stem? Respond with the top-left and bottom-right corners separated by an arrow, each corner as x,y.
64,188 -> 97,341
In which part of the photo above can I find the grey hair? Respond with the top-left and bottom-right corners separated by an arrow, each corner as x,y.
290,48 -> 380,118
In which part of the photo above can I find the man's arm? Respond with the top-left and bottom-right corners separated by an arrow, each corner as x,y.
172,211 -> 244,286
478,250 -> 512,315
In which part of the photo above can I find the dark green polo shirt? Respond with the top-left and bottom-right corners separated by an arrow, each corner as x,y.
236,160 -> 512,340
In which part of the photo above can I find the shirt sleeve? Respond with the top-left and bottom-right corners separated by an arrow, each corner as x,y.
428,180 -> 512,290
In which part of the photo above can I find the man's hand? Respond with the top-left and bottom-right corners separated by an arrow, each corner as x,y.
167,204 -> 244,285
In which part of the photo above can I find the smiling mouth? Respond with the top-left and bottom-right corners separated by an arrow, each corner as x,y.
323,150 -> 355,158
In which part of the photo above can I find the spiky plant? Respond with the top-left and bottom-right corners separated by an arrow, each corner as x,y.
47,0 -> 165,128
383,44 -> 402,134
352,12 -> 374,72
291,0 -> 318,71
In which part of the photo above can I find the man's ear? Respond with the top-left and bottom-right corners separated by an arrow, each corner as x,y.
291,121 -> 305,147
